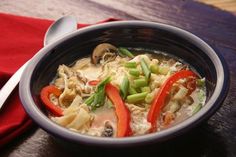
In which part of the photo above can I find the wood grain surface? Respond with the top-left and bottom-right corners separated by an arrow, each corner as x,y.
0,0 -> 236,157
199,0 -> 236,13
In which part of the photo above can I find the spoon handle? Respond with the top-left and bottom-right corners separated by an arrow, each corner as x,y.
0,60 -> 30,109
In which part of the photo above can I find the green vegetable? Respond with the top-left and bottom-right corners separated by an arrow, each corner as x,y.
128,85 -> 137,95
192,103 -> 202,115
125,62 -> 137,68
118,47 -> 134,58
118,51 -> 126,57
84,94 -> 95,105
129,69 -> 140,77
158,66 -> 170,75
97,77 -> 111,92
197,89 -> 205,103
150,64 -> 159,74
134,78 -> 148,88
90,90 -> 105,110
141,58 -> 151,80
141,86 -> 151,93
120,75 -> 129,99
145,93 -> 154,103
196,78 -> 205,87
126,92 -> 148,103
86,77 -> 111,110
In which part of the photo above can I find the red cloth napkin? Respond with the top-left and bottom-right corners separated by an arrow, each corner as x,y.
0,12 -> 118,147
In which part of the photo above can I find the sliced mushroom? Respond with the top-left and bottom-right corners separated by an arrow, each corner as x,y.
91,43 -> 118,65
101,121 -> 113,137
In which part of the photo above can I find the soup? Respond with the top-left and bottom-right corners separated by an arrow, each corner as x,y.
40,43 -> 206,137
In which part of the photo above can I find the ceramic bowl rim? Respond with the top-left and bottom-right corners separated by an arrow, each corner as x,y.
19,20 -> 229,147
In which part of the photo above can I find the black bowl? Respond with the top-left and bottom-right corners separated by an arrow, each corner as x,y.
19,21 -> 229,147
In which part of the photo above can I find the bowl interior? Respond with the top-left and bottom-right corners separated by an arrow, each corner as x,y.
32,24 -> 216,105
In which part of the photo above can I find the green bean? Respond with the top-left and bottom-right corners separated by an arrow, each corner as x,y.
128,85 -> 137,95
141,86 -> 151,93
129,69 -> 140,77
150,64 -> 159,74
125,62 -> 137,68
134,78 -> 148,88
141,58 -> 151,80
84,94 -> 95,105
120,75 -> 129,99
127,92 -> 148,103
118,47 -> 134,58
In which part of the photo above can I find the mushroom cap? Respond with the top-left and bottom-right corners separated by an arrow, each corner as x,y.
91,43 -> 117,65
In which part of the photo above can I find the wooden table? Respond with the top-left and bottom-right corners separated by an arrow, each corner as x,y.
1,0 -> 236,156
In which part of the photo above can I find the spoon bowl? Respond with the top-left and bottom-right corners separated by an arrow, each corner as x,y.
44,16 -> 77,46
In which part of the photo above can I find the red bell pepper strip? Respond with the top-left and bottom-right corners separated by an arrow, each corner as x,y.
147,70 -> 197,132
40,85 -> 63,117
105,83 -> 132,137
88,80 -> 100,86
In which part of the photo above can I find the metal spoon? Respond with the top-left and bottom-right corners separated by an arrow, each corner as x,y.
0,16 -> 77,109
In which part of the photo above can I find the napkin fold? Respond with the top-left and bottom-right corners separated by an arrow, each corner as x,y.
0,12 -> 118,147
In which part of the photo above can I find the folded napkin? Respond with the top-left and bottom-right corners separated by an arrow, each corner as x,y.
0,12 -> 118,147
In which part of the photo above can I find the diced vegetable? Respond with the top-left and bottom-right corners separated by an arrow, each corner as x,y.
158,66 -> 170,75
141,86 -> 151,93
88,80 -> 99,86
118,47 -> 134,58
197,89 -> 205,103
133,78 -> 148,88
192,103 -> 202,115
40,85 -> 63,116
141,58 -> 151,80
86,77 -> 111,110
150,64 -> 159,74
93,90 -> 105,108
145,93 -> 154,103
173,86 -> 188,100
128,85 -> 137,95
147,70 -> 197,132
97,77 -> 111,91
105,83 -> 132,137
129,69 -> 140,77
118,51 -> 126,57
120,75 -> 129,99
125,62 -> 137,68
126,92 -> 148,103
196,78 -> 205,87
